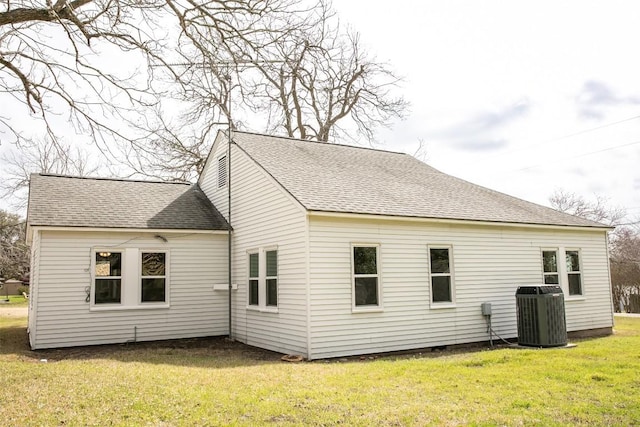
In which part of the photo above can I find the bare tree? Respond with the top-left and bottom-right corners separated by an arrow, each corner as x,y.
549,189 -> 626,226
0,1 -> 300,153
549,189 -> 640,312
0,210 -> 29,281
238,2 -> 408,144
1,137 -> 100,209
610,228 -> 640,312
124,1 -> 408,180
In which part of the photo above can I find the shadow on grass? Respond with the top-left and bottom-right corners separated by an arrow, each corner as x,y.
1,317 -> 496,368
0,317 -> 284,369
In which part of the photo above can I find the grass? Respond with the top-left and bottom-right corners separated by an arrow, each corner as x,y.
1,312 -> 639,427
1,295 -> 29,306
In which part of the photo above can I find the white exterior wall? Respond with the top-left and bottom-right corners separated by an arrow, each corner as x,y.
308,215 -> 613,359
28,230 -> 41,347
30,229 -> 228,349
200,135 -> 230,221
201,135 -> 309,356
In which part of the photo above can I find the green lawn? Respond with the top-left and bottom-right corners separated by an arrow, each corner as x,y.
1,313 -> 639,426
1,295 -> 29,306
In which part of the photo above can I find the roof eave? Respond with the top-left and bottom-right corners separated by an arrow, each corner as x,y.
306,210 -> 614,232
27,225 -> 231,234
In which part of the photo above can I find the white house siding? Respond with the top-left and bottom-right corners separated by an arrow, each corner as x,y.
200,135 -> 229,221
226,144 -> 309,356
27,230 -> 41,348
30,230 -> 228,349
308,215 -> 613,359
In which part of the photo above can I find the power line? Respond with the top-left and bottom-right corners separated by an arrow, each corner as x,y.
546,113 -> 640,143
473,112 -> 640,163
507,139 -> 640,173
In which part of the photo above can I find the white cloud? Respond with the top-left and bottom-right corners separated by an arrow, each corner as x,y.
334,0 -> 640,213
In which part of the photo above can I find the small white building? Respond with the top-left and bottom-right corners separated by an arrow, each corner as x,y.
27,131 -> 614,359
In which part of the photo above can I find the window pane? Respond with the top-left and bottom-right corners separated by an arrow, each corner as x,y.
266,250 -> 277,277
543,251 -> 558,273
142,278 -> 166,302
142,252 -> 165,276
354,277 -> 378,306
95,279 -> 121,304
95,252 -> 121,276
568,274 -> 582,295
249,279 -> 259,305
566,251 -> 580,272
266,278 -> 278,306
544,274 -> 559,285
431,276 -> 451,303
430,249 -> 450,274
354,247 -> 377,275
249,253 -> 259,278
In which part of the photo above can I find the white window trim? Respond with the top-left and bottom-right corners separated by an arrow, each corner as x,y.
351,243 -> 383,313
139,250 -> 170,306
541,248 -> 560,286
428,245 -> 456,308
90,248 -> 170,311
540,247 -> 586,300
564,248 -> 585,299
247,250 -> 260,308
246,246 -> 279,313
265,249 -> 278,307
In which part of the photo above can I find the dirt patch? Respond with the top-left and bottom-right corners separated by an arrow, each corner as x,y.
0,306 -> 28,317
33,336 -> 283,363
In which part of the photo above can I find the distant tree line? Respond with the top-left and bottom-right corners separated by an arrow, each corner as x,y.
550,189 -> 640,312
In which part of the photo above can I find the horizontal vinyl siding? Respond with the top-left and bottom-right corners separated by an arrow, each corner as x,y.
308,216 -> 613,359
28,230 -> 41,348
31,230 -> 228,349
200,136 -> 229,221
230,144 -> 308,356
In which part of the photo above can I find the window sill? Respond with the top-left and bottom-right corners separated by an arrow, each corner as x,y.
430,303 -> 457,310
352,306 -> 384,314
246,306 -> 279,313
90,304 -> 170,312
566,296 -> 586,302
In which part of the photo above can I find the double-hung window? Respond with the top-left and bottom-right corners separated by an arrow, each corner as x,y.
540,248 -> 583,297
141,252 -> 167,303
247,248 -> 278,310
248,252 -> 259,306
352,245 -> 380,308
266,250 -> 278,307
542,250 -> 560,285
428,246 -> 454,304
95,252 -> 122,304
566,250 -> 582,296
92,248 -> 169,309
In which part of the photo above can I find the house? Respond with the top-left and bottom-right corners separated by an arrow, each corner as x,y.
26,176 -> 229,349
26,131 -> 615,359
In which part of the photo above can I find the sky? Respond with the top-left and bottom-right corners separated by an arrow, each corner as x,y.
2,1 -> 640,219
332,0 -> 640,218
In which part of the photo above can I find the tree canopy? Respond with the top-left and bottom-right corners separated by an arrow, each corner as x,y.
1,1 -> 408,185
0,210 -> 29,281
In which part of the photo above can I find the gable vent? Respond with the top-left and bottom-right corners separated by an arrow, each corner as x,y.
218,155 -> 227,188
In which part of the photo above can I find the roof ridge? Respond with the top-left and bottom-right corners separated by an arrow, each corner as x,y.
34,173 -> 192,186
232,130 -> 409,156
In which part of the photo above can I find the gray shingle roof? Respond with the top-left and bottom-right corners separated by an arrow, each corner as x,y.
232,132 -> 606,228
27,174 -> 228,230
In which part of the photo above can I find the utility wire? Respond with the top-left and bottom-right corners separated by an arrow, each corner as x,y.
507,139 -> 640,173
472,112 -> 640,163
